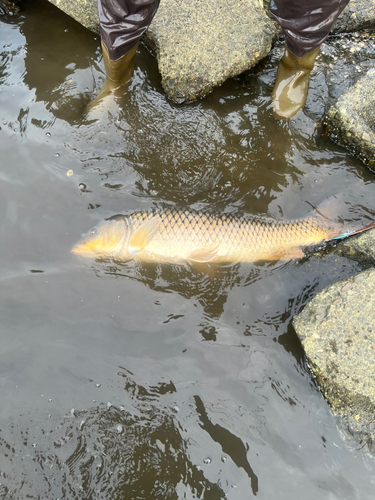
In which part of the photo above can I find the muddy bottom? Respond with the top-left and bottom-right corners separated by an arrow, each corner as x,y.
1,1 -> 375,499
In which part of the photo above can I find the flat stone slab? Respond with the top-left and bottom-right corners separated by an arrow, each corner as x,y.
143,0 -> 277,103
324,68 -> 375,171
293,264 -> 375,448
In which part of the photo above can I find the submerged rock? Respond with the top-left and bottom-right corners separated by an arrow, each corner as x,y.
293,260 -> 375,449
324,68 -> 375,171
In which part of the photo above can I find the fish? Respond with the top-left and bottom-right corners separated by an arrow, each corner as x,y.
71,199 -> 375,264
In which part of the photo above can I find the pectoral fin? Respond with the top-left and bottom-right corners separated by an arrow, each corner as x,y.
187,246 -> 219,263
128,216 -> 160,255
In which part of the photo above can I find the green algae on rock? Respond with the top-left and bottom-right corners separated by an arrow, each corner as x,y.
293,267 -> 375,449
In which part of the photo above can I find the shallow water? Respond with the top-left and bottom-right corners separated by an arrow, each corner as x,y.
1,1 -> 375,498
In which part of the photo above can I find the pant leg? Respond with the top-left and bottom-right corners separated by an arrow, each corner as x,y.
269,0 -> 350,57
98,0 -> 160,60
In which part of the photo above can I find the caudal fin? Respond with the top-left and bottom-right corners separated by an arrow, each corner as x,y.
313,197 -> 375,242
328,221 -> 375,242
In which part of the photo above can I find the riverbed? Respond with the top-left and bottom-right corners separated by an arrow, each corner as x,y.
1,1 -> 375,498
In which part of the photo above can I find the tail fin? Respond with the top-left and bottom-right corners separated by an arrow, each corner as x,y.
313,197 -> 375,242
328,221 -> 375,242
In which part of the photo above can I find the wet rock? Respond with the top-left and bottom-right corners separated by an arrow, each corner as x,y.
324,68 -> 375,171
293,267 -> 375,449
333,0 -> 375,33
142,0 -> 278,103
334,227 -> 375,266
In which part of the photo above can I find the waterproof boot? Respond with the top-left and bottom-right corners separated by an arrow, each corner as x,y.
86,41 -> 138,113
271,45 -> 320,120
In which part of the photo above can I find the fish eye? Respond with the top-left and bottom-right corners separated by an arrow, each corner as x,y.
89,227 -> 97,236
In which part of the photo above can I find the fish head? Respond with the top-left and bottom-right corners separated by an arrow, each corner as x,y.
71,216 -> 128,257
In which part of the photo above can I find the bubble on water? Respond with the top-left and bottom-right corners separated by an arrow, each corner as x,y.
45,132 -> 51,137
116,425 -> 123,434
203,457 -> 212,465
96,383 -> 101,388
79,183 -> 87,191
218,479 -> 229,489
221,455 -> 227,463
55,153 -> 60,157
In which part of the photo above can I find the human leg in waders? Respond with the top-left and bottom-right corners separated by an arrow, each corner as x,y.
269,0 -> 350,119
87,0 -> 160,112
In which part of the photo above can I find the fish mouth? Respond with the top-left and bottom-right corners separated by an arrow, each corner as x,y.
71,243 -> 96,257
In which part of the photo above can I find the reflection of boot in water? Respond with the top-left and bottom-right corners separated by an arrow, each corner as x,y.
86,41 -> 138,114
272,45 -> 320,120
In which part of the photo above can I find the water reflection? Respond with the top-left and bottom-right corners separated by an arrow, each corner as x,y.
0,403 -> 226,499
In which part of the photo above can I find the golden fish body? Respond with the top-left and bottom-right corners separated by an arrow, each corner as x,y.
72,201 -> 345,264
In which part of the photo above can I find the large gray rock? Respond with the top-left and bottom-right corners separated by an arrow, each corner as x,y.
324,68 -> 375,171
142,0 -> 277,103
293,265 -> 375,448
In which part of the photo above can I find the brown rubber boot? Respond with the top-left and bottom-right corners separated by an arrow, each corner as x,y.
272,45 -> 320,120
86,41 -> 138,114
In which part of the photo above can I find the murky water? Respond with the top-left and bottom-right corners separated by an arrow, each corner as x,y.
1,1 -> 375,498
